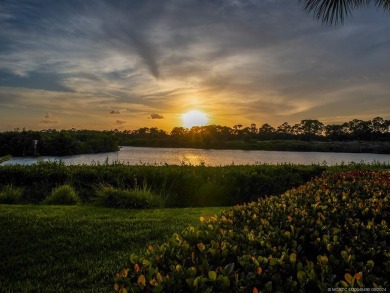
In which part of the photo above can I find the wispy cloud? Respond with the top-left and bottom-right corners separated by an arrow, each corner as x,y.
0,0 -> 389,130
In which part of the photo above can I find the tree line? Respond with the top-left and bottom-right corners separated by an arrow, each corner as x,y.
0,129 -> 119,157
120,117 -> 389,143
0,117 -> 388,156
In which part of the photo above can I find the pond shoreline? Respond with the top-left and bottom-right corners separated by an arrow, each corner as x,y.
2,144 -> 389,167
120,139 -> 390,154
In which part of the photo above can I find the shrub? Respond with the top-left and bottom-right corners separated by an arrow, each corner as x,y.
114,171 -> 389,292
43,185 -> 80,205
94,184 -> 165,209
0,185 -> 23,204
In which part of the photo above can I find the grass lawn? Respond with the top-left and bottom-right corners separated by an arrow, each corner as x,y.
0,205 -> 223,292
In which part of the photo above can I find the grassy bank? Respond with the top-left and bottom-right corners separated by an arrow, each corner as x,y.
0,205 -> 222,292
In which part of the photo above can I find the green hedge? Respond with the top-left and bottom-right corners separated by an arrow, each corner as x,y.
0,162 -> 330,206
114,170 -> 389,292
0,162 -> 389,207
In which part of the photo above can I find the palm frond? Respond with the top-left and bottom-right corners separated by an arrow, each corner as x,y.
375,0 -> 390,10
299,0 -> 389,24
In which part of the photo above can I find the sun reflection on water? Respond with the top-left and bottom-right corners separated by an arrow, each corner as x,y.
180,153 -> 206,166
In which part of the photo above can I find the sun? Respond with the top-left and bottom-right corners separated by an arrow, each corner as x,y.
182,110 -> 209,128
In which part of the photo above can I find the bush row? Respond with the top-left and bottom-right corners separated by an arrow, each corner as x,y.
2,162 -> 387,207
114,170 -> 390,292
0,162 -> 328,206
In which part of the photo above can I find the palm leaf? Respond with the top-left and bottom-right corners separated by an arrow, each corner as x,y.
0,155 -> 12,164
299,0 -> 389,24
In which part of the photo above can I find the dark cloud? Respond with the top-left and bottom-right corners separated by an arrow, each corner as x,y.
0,70 -> 70,92
149,113 -> 164,119
0,0 -> 389,130
116,120 -> 126,125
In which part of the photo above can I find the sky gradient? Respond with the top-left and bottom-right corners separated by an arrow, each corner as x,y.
1,0 -> 389,131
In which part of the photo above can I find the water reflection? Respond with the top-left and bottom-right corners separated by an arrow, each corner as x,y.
2,146 -> 390,166
181,153 -> 206,166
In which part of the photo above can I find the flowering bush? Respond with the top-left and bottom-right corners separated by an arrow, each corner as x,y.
114,171 -> 389,292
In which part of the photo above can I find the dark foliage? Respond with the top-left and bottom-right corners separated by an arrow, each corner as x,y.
0,117 -> 389,157
0,129 -> 119,156
299,0 -> 390,25
0,162 -> 328,206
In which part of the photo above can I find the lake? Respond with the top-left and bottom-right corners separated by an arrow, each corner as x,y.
2,146 -> 390,166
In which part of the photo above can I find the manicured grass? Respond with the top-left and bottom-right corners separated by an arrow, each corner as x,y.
0,205 -> 223,292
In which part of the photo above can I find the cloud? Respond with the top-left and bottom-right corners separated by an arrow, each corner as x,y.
116,120 -> 126,125
40,112 -> 58,124
149,113 -> 164,119
0,1 -> 389,130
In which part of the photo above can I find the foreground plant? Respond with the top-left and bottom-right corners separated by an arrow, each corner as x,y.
94,183 -> 165,209
0,185 -> 23,204
43,184 -> 80,205
114,170 -> 389,292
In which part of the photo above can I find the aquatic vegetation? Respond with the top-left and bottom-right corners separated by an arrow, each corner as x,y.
114,171 -> 389,292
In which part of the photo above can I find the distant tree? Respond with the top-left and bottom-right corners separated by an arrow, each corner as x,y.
299,0 -> 390,25
298,119 -> 325,140
291,123 -> 303,136
259,123 -> 276,134
277,122 -> 292,134
215,125 -> 234,140
347,119 -> 371,140
170,127 -> 188,137
233,124 -> 243,135
238,127 -> 253,141
135,127 -> 150,137
149,127 -> 168,139
370,117 -> 388,135
325,124 -> 348,140
258,123 -> 276,140
250,123 -> 257,134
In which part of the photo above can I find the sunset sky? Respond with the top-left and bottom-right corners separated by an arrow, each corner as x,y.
1,0 -> 389,132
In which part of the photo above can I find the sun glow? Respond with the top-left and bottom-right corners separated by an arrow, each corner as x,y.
181,110 -> 209,128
